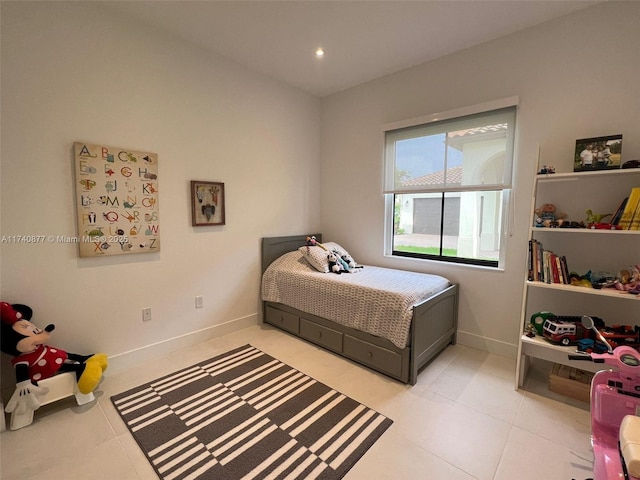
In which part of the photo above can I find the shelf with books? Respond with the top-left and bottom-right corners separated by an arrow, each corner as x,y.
533,169 -> 640,231
516,167 -> 640,390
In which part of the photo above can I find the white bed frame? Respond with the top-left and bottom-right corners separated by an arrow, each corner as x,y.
261,234 -> 459,385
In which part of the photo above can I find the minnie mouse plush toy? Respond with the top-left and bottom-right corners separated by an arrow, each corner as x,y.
0,302 -> 107,416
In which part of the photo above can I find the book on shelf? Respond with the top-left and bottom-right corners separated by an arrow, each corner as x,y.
618,187 -> 640,229
611,197 -> 628,225
527,239 -> 569,284
630,197 -> 640,230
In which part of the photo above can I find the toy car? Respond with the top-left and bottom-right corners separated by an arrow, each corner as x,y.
542,315 -> 605,346
577,338 -> 609,354
600,325 -> 640,349
589,223 -> 622,230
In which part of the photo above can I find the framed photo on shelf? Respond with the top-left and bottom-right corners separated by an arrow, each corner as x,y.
574,134 -> 622,172
191,181 -> 225,226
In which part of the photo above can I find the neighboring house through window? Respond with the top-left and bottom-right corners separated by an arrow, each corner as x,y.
383,98 -> 518,268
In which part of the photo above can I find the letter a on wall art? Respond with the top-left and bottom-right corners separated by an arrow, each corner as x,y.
73,142 -> 160,258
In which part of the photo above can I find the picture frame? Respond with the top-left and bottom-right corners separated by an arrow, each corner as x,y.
574,134 -> 623,172
191,181 -> 225,226
74,142 -> 160,258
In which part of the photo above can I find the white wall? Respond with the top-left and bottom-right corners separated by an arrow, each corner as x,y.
320,1 -> 640,357
0,2 -> 321,378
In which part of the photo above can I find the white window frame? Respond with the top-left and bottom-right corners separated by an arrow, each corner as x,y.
382,97 -> 519,268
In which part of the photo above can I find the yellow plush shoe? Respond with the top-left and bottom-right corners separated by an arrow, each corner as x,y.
87,353 -> 108,372
77,362 -> 103,394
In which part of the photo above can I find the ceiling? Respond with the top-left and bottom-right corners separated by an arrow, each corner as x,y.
102,0 -> 599,97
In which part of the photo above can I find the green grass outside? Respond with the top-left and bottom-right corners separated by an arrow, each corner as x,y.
394,245 -> 457,256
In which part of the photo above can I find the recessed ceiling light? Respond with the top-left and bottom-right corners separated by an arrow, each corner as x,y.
315,48 -> 325,58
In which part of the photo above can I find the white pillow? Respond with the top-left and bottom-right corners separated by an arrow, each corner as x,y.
298,242 -> 352,273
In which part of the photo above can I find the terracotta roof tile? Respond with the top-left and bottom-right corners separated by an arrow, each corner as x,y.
448,123 -> 507,138
401,165 -> 462,186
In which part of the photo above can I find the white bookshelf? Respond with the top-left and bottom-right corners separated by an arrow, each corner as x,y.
515,168 -> 640,388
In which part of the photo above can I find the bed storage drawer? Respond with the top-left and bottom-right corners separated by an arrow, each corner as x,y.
265,305 -> 299,335
343,335 -> 403,378
300,318 -> 343,353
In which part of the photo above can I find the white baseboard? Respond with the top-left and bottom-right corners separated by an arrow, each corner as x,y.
456,330 -> 517,359
106,314 -> 259,375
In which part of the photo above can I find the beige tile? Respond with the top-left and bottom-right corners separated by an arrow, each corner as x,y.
476,352 -> 517,382
493,425 -> 594,480
345,429 -> 476,480
24,437 -> 141,480
448,344 -> 492,370
427,365 -> 524,424
514,391 -> 591,454
394,390 -> 511,480
0,397 -> 116,480
411,343 -> 460,391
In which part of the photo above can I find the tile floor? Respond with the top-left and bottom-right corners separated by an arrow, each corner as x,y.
0,324 -> 594,480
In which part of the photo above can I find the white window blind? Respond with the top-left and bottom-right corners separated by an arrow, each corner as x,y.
384,105 -> 517,195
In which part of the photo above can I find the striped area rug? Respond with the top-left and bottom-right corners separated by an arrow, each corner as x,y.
111,344 -> 392,480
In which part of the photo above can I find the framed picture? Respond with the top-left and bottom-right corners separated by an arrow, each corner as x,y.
574,134 -> 623,171
191,181 -> 225,226
74,142 -> 160,258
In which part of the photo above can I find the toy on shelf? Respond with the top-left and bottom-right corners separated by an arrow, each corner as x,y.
622,159 -> 640,169
569,271 -> 594,288
584,209 -> 619,230
576,338 -> 609,354
534,203 -> 567,228
599,324 -> 640,349
538,313 -> 604,346
0,302 -> 108,430
606,265 -> 640,294
529,310 -> 640,351
537,165 -> 556,174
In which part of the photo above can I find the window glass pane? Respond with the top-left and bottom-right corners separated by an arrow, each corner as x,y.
392,191 -> 502,264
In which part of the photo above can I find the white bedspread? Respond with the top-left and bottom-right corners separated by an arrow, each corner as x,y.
261,251 -> 451,348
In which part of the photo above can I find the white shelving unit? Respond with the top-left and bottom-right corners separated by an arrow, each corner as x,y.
515,168 -> 640,388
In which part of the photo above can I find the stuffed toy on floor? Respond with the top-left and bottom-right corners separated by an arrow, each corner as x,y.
0,302 -> 108,416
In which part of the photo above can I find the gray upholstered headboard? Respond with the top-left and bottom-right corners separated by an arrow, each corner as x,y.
261,234 -> 321,273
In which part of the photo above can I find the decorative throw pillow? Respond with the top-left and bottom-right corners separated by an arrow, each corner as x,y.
298,242 -> 352,273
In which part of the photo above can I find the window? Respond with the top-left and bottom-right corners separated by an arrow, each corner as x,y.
384,99 -> 517,268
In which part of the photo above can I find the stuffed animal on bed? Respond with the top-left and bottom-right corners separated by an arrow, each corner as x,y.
327,251 -> 345,273
306,235 -> 327,250
341,253 -> 363,271
0,302 -> 108,415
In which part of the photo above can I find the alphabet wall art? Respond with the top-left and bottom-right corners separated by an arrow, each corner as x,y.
74,142 -> 160,258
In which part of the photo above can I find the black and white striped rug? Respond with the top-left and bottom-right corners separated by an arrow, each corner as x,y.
111,345 -> 392,480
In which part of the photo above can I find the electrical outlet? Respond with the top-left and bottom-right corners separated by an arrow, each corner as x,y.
195,296 -> 203,309
142,307 -> 152,322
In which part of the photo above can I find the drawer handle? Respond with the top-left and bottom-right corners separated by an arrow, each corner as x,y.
317,332 -> 323,338
367,351 -> 373,358
279,316 -> 285,323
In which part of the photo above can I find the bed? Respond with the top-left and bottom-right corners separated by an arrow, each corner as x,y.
261,234 -> 459,385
